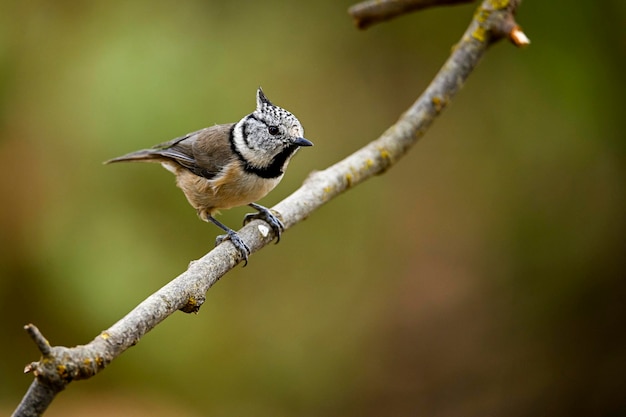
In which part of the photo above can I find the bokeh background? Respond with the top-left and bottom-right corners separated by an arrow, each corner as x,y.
1,1 -> 625,416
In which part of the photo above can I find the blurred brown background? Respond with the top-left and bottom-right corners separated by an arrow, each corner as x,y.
1,1 -> 625,416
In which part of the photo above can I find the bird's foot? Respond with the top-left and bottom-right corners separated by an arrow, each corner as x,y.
243,203 -> 285,243
215,230 -> 251,267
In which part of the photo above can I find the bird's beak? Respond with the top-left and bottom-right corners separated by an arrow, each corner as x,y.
294,137 -> 313,147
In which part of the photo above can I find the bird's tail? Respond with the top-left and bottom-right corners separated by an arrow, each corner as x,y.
103,149 -> 163,164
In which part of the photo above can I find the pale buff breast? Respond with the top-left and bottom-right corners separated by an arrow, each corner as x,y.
171,162 -> 282,220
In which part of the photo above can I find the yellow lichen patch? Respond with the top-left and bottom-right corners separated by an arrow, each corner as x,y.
345,173 -> 353,188
180,296 -> 199,313
365,158 -> 374,169
377,146 -> 391,162
489,0 -> 509,9
57,364 -> 68,378
375,145 -> 394,174
324,185 -> 333,194
472,26 -> 487,42
95,356 -> 105,367
432,96 -> 445,112
474,8 -> 490,23
83,358 -> 92,367
100,332 -> 110,340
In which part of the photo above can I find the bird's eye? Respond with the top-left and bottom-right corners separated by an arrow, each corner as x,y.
268,126 -> 280,135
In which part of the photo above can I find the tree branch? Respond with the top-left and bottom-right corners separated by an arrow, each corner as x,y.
349,0 -> 476,30
12,1 -> 527,415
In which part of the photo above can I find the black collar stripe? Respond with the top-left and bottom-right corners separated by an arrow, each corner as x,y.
229,126 -> 298,179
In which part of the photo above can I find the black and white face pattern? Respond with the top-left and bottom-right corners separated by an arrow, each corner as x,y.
232,88 -> 307,178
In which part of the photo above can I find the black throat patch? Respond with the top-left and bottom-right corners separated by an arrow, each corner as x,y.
229,126 -> 298,179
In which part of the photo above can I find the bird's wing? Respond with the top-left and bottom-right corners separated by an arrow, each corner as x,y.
105,124 -> 235,180
155,124 -> 235,180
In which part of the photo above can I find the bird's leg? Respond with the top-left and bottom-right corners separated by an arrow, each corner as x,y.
208,215 -> 250,266
243,203 -> 285,243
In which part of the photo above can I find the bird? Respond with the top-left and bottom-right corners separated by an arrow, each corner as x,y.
105,88 -> 313,265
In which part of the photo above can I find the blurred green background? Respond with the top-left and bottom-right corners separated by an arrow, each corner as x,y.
1,1 -> 625,416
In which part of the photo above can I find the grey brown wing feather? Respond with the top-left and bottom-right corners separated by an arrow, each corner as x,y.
105,124 -> 235,180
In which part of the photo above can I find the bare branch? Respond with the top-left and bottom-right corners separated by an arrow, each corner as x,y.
12,379 -> 60,417
349,0 -> 476,29
12,1 -> 526,415
24,325 -> 51,357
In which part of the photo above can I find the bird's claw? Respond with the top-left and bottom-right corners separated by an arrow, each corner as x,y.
215,230 -> 250,266
243,207 -> 284,243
